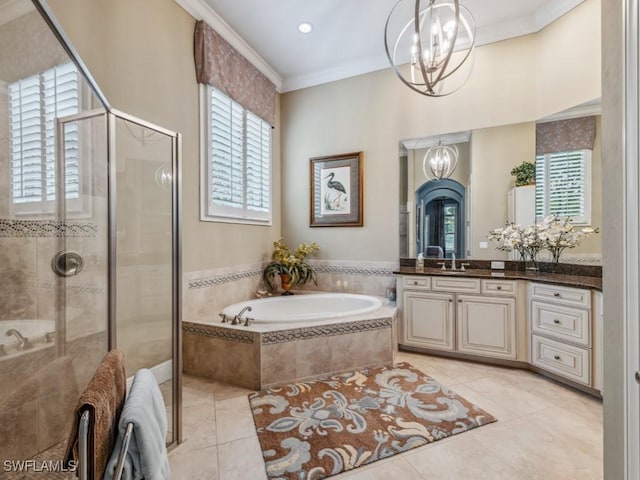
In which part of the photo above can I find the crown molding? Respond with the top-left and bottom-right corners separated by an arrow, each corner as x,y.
174,0 -> 585,93
282,0 -> 586,92
538,99 -> 602,123
0,0 -> 34,27
282,55 -> 390,93
174,0 -> 283,92
535,0 -> 585,31
402,131 -> 471,151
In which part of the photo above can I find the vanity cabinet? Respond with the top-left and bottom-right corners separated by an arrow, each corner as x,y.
457,295 -> 516,359
401,276 -> 518,360
529,283 -> 594,386
403,290 -> 455,351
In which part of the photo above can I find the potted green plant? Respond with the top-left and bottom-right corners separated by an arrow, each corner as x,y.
510,161 -> 536,186
263,239 -> 320,295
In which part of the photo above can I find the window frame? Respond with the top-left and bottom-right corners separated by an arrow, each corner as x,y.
535,149 -> 592,226
9,62 -> 91,218
199,84 -> 273,225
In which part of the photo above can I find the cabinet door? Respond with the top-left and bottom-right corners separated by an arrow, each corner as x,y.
457,295 -> 517,359
402,291 -> 455,351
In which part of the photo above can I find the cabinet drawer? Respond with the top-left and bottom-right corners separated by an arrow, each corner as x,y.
530,283 -> 591,308
482,279 -> 516,296
531,334 -> 591,385
531,301 -> 590,346
432,276 -> 481,294
403,276 -> 431,290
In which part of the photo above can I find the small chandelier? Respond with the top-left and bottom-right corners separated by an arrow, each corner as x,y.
384,0 -> 476,97
423,142 -> 458,180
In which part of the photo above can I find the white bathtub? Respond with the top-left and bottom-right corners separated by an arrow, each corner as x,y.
0,319 -> 55,356
222,293 -> 383,324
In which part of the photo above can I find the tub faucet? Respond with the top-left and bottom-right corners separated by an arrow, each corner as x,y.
232,306 -> 252,326
6,329 -> 33,350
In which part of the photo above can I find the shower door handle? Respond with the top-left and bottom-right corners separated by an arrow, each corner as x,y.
52,251 -> 84,277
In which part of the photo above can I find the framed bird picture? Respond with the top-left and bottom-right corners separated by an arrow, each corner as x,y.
309,152 -> 363,227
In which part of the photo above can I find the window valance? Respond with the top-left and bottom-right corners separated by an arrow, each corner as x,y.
194,20 -> 276,126
536,116 -> 596,155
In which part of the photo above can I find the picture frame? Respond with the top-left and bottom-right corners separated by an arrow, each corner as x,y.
310,152 -> 363,227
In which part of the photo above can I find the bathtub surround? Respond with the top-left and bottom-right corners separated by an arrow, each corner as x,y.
183,260 -> 398,325
249,362 -> 496,480
298,259 -> 398,296
183,301 -> 397,389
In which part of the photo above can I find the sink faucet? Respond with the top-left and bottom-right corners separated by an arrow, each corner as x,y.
450,253 -> 457,271
232,306 -> 252,326
6,329 -> 33,350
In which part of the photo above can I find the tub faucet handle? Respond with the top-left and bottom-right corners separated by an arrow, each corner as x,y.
232,306 -> 253,326
244,317 -> 254,327
219,313 -> 228,323
43,331 -> 55,343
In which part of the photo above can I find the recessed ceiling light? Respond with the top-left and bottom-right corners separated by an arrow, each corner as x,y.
298,22 -> 313,34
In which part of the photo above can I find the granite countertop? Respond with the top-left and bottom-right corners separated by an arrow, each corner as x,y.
394,266 -> 602,291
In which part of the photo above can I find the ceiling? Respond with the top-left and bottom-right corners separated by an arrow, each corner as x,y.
0,0 -> 585,91
0,0 -> 587,92
180,0 -> 585,92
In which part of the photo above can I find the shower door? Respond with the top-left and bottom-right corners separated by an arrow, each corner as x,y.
58,109 -> 182,446
110,110 -> 181,446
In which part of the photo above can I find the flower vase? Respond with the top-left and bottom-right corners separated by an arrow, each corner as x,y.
525,252 -> 539,272
280,273 -> 294,295
549,250 -> 564,272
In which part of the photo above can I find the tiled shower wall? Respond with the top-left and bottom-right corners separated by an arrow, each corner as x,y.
0,220 -> 107,341
182,260 -> 398,324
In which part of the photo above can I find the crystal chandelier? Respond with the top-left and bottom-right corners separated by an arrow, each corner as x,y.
423,142 -> 458,180
384,0 -> 476,97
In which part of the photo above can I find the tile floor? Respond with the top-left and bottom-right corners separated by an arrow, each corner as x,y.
169,351 -> 603,480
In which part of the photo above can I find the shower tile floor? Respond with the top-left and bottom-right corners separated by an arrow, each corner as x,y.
169,351 -> 603,480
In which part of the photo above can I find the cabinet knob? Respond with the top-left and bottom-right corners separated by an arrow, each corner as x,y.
554,354 -> 561,360
414,281 -> 418,285
553,319 -> 561,324
496,286 -> 502,290
553,292 -> 561,297
458,299 -> 462,303
449,299 -> 453,303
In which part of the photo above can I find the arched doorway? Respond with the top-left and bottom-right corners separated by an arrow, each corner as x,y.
416,179 -> 465,259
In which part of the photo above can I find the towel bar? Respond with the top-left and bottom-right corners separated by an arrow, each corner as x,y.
77,409 -> 133,480
113,422 -> 134,480
78,410 -> 90,480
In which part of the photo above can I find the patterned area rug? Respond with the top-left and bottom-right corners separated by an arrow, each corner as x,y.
249,362 -> 496,480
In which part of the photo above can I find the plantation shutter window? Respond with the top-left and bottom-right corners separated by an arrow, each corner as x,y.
9,62 -> 81,213
534,116 -> 596,225
204,86 -> 272,223
195,21 -> 273,224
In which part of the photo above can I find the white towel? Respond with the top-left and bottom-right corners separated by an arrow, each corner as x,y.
104,369 -> 170,480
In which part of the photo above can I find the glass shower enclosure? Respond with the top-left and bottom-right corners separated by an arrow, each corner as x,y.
0,0 -> 182,468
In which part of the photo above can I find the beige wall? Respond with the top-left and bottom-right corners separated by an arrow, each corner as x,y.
281,0 -> 601,262
470,122 -> 536,260
535,0 -> 602,119
48,0 -> 282,272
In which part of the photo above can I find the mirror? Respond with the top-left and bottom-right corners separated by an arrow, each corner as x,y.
399,105 -> 602,263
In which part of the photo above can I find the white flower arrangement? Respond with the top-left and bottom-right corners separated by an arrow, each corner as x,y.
537,216 -> 599,263
488,216 -> 599,266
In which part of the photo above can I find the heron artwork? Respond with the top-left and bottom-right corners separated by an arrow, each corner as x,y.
323,171 -> 349,212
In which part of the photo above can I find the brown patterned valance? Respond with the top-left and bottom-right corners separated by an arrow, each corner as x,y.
194,20 -> 276,126
536,116 -> 596,155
